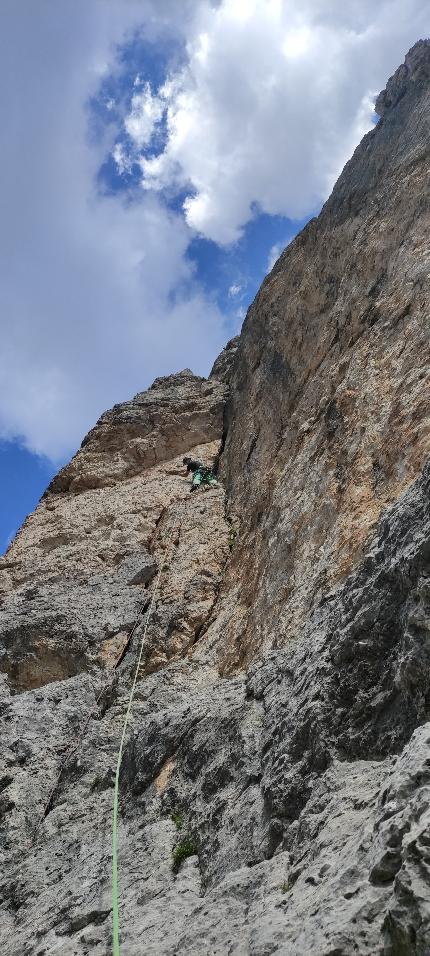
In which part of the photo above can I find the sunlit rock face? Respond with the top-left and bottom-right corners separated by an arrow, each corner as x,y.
0,42 -> 429,956
220,39 -> 430,670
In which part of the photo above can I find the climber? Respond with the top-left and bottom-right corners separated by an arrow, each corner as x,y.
183,456 -> 218,492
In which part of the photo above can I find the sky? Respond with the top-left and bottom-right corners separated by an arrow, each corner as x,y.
0,0 -> 429,553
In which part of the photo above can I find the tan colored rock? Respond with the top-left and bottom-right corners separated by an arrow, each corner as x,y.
0,367 -> 229,691
46,369 -> 227,494
219,38 -> 430,669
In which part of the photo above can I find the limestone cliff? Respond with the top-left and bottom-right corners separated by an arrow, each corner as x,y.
0,42 -> 429,956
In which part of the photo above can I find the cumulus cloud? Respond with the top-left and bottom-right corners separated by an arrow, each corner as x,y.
0,0 -> 225,461
1,0 -> 428,461
125,83 -> 165,147
119,0 -> 430,244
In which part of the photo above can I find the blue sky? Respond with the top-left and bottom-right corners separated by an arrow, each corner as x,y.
93,27 -> 311,327
0,445 -> 56,555
1,0 -> 428,554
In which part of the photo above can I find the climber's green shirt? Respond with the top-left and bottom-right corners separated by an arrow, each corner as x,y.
191,467 -> 217,488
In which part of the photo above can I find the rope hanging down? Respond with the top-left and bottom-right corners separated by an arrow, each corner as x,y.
30,579 -> 157,845
111,525 -> 178,956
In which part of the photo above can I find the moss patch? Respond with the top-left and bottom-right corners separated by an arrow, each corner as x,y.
171,811 -> 183,831
172,837 -> 197,873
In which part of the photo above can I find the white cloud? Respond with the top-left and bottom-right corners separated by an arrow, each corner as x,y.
121,0 -> 429,244
0,0 -> 226,462
1,0 -> 428,462
112,141 -> 132,175
228,283 -> 242,297
125,83 -> 165,147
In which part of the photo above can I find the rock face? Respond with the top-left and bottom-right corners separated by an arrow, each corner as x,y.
0,41 -> 429,956
0,370 -> 229,693
220,37 -> 430,668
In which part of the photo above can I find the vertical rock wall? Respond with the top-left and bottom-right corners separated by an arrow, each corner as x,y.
220,39 -> 430,669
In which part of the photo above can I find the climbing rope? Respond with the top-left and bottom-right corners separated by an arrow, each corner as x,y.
29,582 -> 155,846
30,485 -> 194,847
27,478 -> 210,949
32,514 -> 180,846
111,521 -> 179,956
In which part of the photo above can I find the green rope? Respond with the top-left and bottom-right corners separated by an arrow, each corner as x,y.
111,543 -> 171,955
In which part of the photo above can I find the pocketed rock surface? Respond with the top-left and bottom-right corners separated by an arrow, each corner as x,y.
1,42 -> 430,956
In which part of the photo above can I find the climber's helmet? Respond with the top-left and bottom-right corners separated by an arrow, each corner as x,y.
183,456 -> 191,465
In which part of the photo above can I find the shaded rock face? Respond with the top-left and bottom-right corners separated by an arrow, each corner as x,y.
1,42 -> 430,956
209,336 -> 240,384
